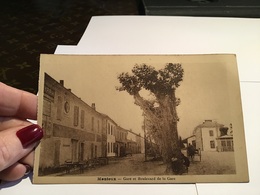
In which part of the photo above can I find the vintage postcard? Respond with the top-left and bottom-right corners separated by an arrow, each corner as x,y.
34,54 -> 248,184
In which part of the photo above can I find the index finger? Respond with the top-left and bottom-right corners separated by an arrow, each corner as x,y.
0,82 -> 37,120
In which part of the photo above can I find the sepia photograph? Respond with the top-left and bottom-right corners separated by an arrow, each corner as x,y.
33,54 -> 248,184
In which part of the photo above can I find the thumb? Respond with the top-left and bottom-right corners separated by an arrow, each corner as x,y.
0,124 -> 43,172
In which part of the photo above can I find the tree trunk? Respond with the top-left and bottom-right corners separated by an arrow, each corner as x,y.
134,92 -> 184,174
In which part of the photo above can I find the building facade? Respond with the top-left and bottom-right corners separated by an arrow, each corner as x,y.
127,130 -> 144,154
115,126 -> 128,157
39,73 -> 144,174
103,115 -> 117,157
185,120 -> 234,152
40,74 -> 107,173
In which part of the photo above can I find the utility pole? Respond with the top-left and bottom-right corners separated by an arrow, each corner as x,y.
143,114 -> 147,161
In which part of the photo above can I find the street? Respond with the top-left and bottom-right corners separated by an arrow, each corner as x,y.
61,151 -> 236,177
188,151 -> 236,175
65,153 -> 166,176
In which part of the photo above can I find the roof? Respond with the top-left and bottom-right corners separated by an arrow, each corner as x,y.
182,135 -> 195,142
217,135 -> 233,139
193,120 -> 224,134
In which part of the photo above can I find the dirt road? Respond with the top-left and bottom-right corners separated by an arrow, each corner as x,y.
81,153 -> 165,176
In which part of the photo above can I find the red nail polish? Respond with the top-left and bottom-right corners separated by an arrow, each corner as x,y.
16,124 -> 43,148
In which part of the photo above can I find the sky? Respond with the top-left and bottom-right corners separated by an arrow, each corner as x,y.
40,54 -> 242,139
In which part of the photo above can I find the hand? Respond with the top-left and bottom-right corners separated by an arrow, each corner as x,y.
0,82 -> 43,182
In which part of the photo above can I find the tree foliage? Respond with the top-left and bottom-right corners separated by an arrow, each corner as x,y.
117,63 -> 183,96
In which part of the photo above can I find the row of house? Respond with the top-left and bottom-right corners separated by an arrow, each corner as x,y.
39,73 -> 144,174
183,120 -> 234,152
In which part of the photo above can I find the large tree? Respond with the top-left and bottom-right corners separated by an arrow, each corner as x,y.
117,63 -> 185,174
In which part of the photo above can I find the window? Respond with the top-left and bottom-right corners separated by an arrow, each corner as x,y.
80,110 -> 85,128
43,99 -> 51,117
209,130 -> 214,136
71,139 -> 78,162
107,142 -> 110,153
227,140 -> 231,147
73,106 -> 79,126
79,142 -> 84,162
64,101 -> 70,113
91,143 -> 94,158
91,117 -> 94,131
95,145 -> 97,158
210,140 -> 215,148
57,96 -> 62,120
107,123 -> 110,134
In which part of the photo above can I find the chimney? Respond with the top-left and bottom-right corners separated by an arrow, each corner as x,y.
60,80 -> 64,86
92,103 -> 96,110
204,119 -> 212,123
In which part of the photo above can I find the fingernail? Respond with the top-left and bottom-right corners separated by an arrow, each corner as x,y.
16,124 -> 43,148
23,164 -> 32,176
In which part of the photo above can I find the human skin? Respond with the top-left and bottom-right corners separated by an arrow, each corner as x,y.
0,82 -> 43,181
